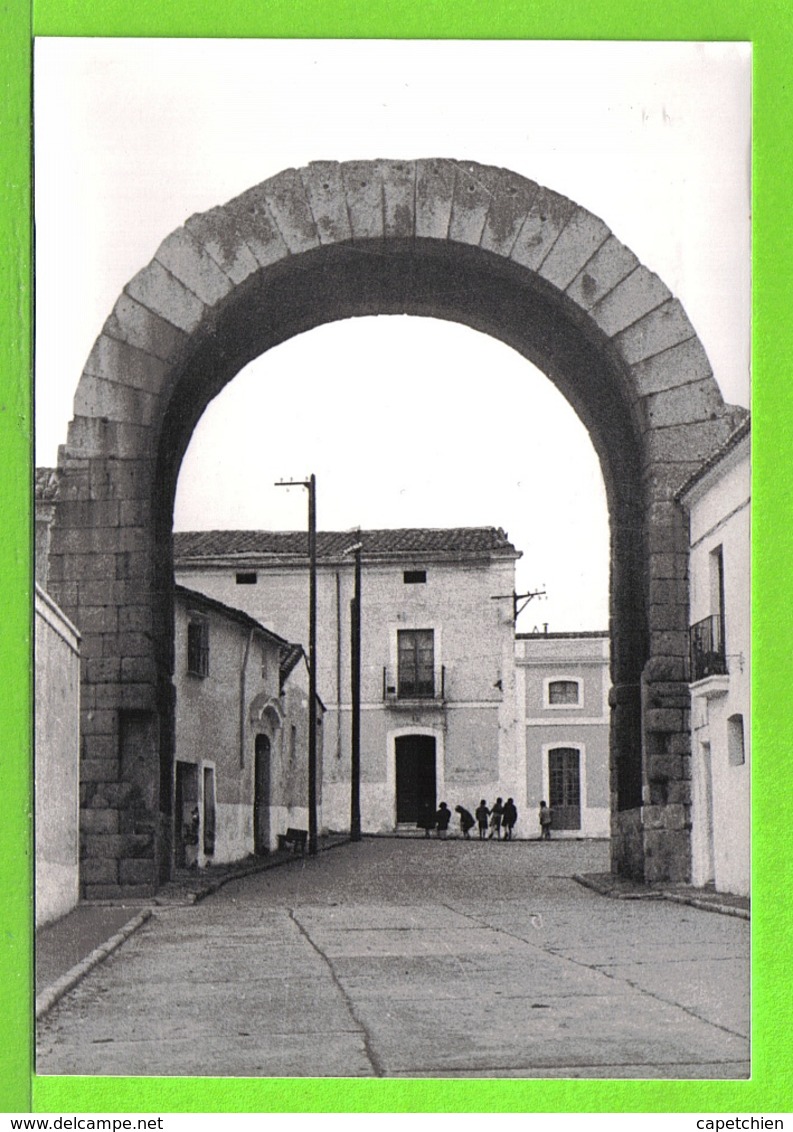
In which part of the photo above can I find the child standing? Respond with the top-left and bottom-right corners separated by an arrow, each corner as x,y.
539,800 -> 552,840
475,800 -> 490,840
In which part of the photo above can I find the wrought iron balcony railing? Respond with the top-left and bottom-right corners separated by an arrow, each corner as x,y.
690,614 -> 728,682
383,665 -> 446,704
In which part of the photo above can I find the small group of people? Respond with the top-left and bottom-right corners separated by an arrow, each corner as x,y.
418,797 -> 553,840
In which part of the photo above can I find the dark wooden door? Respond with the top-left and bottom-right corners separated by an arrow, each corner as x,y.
395,735 -> 436,824
548,747 -> 581,830
254,735 -> 271,854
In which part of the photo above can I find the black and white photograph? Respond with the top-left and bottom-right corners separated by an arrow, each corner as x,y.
33,38 -> 751,1079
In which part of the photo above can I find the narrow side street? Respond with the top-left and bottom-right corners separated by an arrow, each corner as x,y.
37,840 -> 750,1079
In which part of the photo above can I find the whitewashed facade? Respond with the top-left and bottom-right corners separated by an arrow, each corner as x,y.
678,420 -> 750,896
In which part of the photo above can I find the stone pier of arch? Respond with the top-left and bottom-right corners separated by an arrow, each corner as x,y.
44,158 -> 747,897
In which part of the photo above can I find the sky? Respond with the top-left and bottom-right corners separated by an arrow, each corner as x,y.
34,39 -> 751,631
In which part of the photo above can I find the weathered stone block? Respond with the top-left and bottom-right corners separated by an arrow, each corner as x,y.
566,235 -> 639,311
648,577 -> 687,606
49,524 -> 121,557
300,162 -> 352,245
83,834 -> 126,859
54,499 -> 120,529
649,601 -> 689,632
224,186 -> 290,268
94,681 -> 127,709
78,579 -> 133,605
120,683 -> 157,711
669,732 -> 693,757
645,707 -> 685,732
646,754 -> 683,782
74,374 -> 159,427
84,333 -> 170,396
380,159 -> 417,239
125,260 -> 206,334
52,551 -> 117,582
118,605 -> 154,633
511,187 -> 574,271
80,710 -> 116,736
121,656 -> 158,683
103,293 -> 188,363
80,758 -> 120,783
119,858 -> 156,886
449,162 -> 502,247
630,336 -> 713,397
83,884 -> 123,900
80,858 -> 118,885
666,780 -> 692,805
481,168 -> 540,257
120,833 -> 155,858
416,159 -> 456,240
115,550 -> 154,583
539,208 -> 610,292
153,226 -> 233,307
643,654 -> 687,682
646,419 -> 737,466
89,459 -> 152,503
591,265 -> 672,338
643,378 -> 726,430
86,658 -> 122,685
650,630 -> 689,657
644,828 -> 691,884
118,500 -> 151,527
82,734 -> 116,761
80,808 -> 119,835
647,523 -> 688,555
260,168 -> 321,255
185,206 -> 261,286
613,299 -> 695,366
644,461 -> 704,502
341,160 -> 385,241
78,606 -> 119,635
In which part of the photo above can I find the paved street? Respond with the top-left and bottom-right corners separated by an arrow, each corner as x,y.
37,839 -> 750,1079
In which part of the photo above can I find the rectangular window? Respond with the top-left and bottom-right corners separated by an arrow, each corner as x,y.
236,571 -> 258,585
187,618 -> 209,676
397,629 -> 434,698
548,679 -> 580,705
403,570 -> 427,584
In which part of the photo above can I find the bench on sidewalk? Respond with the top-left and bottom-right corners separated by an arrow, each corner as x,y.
277,828 -> 308,854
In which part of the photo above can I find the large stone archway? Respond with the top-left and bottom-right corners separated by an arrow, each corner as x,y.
46,159 -> 746,896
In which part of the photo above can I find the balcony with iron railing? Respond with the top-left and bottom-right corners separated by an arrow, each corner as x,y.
383,665 -> 446,707
690,614 -> 728,685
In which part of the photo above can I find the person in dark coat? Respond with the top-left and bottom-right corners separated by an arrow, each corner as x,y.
417,800 -> 435,838
435,801 -> 452,838
539,800 -> 553,840
488,797 -> 504,840
455,805 -> 475,839
502,797 -> 518,840
475,800 -> 490,839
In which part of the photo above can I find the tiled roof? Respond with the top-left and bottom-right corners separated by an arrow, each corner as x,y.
174,526 -> 520,562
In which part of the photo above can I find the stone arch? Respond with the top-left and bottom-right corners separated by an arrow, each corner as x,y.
47,158 -> 746,895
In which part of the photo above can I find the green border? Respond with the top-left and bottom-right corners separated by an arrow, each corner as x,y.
1,0 -> 789,1115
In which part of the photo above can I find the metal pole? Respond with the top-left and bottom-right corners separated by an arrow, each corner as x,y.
350,544 -> 362,841
307,474 -> 318,856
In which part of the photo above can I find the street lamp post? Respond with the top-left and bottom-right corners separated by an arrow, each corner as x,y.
345,538 -> 363,842
275,474 -> 318,856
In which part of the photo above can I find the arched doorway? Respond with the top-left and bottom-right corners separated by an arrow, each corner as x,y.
46,158 -> 746,894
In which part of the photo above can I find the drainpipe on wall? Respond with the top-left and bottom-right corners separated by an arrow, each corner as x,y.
335,570 -> 342,759
240,628 -> 255,769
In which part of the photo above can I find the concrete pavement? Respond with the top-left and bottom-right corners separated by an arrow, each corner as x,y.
36,838 -> 750,1079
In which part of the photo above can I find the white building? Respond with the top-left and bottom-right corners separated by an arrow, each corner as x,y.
515,631 -> 610,839
175,528 -> 523,833
678,419 -> 750,896
35,584 -> 81,925
173,585 -> 324,865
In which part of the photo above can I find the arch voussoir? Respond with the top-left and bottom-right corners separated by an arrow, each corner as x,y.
154,227 -> 236,306
184,206 -> 262,285
449,161 -> 505,247
255,167 -> 321,255
538,207 -> 611,291
340,159 -> 385,241
415,158 -> 456,239
590,265 -> 672,338
103,294 -> 189,365
565,234 -> 639,312
510,185 -> 575,271
480,166 -> 540,257
125,259 -> 207,335
300,161 -> 353,245
379,159 -> 417,239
